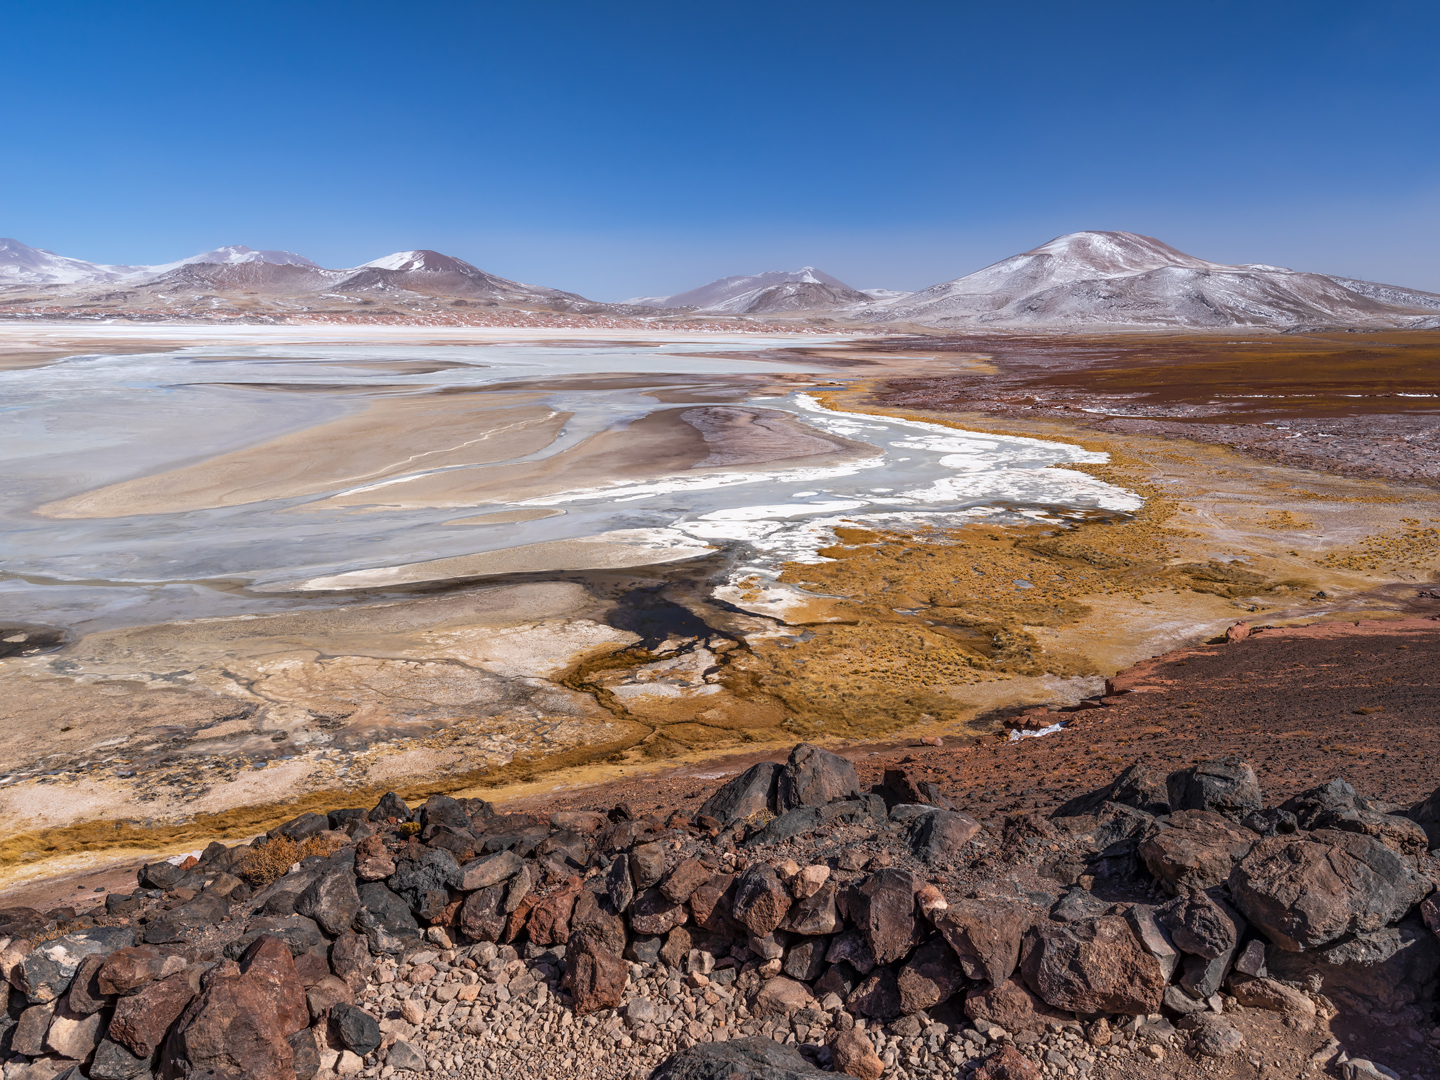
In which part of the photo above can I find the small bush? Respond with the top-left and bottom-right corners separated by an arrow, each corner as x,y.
237,832 -> 350,887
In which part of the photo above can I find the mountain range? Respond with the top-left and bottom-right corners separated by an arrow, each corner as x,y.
3,232 -> 1439,329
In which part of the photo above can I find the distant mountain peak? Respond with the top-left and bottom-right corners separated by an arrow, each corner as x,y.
630,266 -> 879,313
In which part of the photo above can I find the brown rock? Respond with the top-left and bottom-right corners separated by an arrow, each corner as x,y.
731,864 -> 792,937
629,843 -> 667,891
98,946 -> 167,996
1228,975 -> 1315,1029
897,936 -> 967,1013
524,877 -> 582,947
908,811 -> 982,864
964,978 -> 1067,1033
353,835 -> 396,883
328,931 -> 374,990
629,887 -> 689,936
750,975 -> 814,1019
1228,830 -> 1432,951
568,938 -> 627,1016
853,869 -> 917,966
503,894 -> 537,944
64,953 -> 114,1016
881,767 -> 954,810
45,996 -> 106,1061
1138,810 -> 1255,894
791,864 -> 830,900
1224,622 -> 1250,643
568,889 -> 627,957
550,810 -> 606,834
660,859 -> 712,905
781,881 -> 840,936
658,927 -> 693,970
847,967 -> 903,1021
829,1028 -> 884,1080
974,1045 -> 1042,1080
1020,916 -> 1165,1016
12,1002 -> 54,1057
109,971 -> 198,1058
687,873 -> 738,934
825,929 -> 877,975
935,899 -> 1032,987
457,885 -> 506,943
163,936 -> 309,1080
292,948 -> 331,988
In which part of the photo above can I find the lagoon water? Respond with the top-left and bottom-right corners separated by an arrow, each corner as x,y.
0,335 -> 1140,631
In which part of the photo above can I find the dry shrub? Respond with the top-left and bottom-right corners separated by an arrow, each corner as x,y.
237,832 -> 350,887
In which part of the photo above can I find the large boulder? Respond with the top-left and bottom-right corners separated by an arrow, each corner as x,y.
295,860 -> 361,936
853,869 -> 918,966
162,936 -> 309,1080
1228,830 -> 1433,951
1281,780 -> 1428,858
777,744 -> 861,811
1138,810 -> 1255,894
569,936 -> 627,1016
1156,892 -> 1244,959
731,864 -> 792,937
649,1036 -> 827,1079
16,926 -> 137,1004
1052,762 -> 1170,818
896,936 -> 967,1013
1166,758 -> 1261,818
1020,916 -> 1166,1015
107,971 -> 198,1059
933,900 -> 1032,986
695,763 -> 782,826
964,978 -> 1068,1033
907,810 -> 981,864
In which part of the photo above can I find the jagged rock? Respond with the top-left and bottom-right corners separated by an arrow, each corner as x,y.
458,850 -> 524,892
224,916 -> 324,962
1281,780 -> 1428,857
828,1027 -> 884,1079
853,869 -> 917,965
687,873 -> 738,935
525,878 -> 583,946
386,1039 -> 427,1073
846,967 -> 902,1021
329,932 -> 373,989
1053,762 -> 1170,818
289,1026 -> 322,1080
880,767 -> 954,810
751,976 -> 814,1019
109,971 -> 197,1058
569,937 -> 627,1015
144,890 -> 229,944
743,807 -> 822,847
17,926 -> 137,1004
782,882 -> 840,936
660,859 -> 712,904
1265,922 -> 1440,1012
1124,904 -> 1180,981
629,844 -> 668,891
368,792 -> 412,823
1156,892 -> 1244,958
934,899 -> 1031,986
458,885 -> 506,942
387,849 -> 461,920
1166,758 -> 1261,818
1177,947 -> 1235,1000
1179,1013 -> 1245,1058
907,810 -> 981,864
1228,830 -> 1433,951
965,978 -> 1068,1032
1240,808 -> 1300,838
695,763 -> 782,826
328,1002 -> 381,1056
1138,810 -> 1255,894
777,744 -> 861,811
731,864 -> 792,937
569,890 -> 627,957
792,864 -> 830,899
974,1045 -> 1042,1080
649,1036 -> 826,1079
1020,916 -> 1165,1015
97,948 -> 167,997
896,936 -> 966,1012
606,855 -> 635,913
353,835 -> 395,883
12,1002 -> 54,1056
782,937 -> 828,982
630,887 -> 689,937
274,812 -> 329,842
1227,975 -> 1315,1028
63,954 -> 113,1016
88,1036 -> 153,1080
295,861 -> 362,937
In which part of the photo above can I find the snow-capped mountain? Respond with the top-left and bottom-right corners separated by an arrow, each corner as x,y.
863,232 -> 1440,329
0,238 -> 142,285
141,245 -> 320,275
332,250 -> 589,305
629,267 -> 873,314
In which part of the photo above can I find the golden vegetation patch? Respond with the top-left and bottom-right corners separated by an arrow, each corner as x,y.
236,832 -> 350,887
1259,511 -> 1316,530
1320,525 -> 1440,571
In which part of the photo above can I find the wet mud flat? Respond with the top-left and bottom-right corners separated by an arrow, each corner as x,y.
874,329 -> 1440,485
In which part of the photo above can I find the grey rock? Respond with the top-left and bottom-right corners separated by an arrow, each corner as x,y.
695,763 -> 782,826
1053,762 -> 1170,818
1266,922 -> 1440,1011
88,1037 -> 155,1080
907,810 -> 982,864
16,926 -> 137,1004
1166,758 -> 1261,818
368,791 -> 412,823
1157,891 -> 1244,959
329,1002 -> 380,1055
777,744 -> 861,812
782,938 -> 828,982
1179,1012 -> 1245,1057
648,1036 -> 826,1078
295,862 -> 362,936
387,1039 -> 428,1073
457,850 -> 524,892
606,854 -> 635,913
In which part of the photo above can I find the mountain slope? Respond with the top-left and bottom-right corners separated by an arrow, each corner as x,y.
631,267 -> 872,313
0,238 -> 142,285
331,250 -> 589,305
865,232 -> 1440,329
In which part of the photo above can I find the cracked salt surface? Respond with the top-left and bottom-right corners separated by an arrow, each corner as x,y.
0,341 -> 1138,628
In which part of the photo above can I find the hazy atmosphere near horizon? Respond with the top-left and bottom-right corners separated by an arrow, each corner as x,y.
5,0 -> 1440,296
5,5 -> 1440,1080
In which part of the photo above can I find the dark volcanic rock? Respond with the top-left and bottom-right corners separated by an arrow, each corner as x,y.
1053,762 -> 1170,818
847,966 -> 903,1021
853,869 -> 918,966
17,925 -> 137,1004
96,947 -> 167,996
355,882 -> 422,954
109,971 -> 197,1059
934,899 -> 1031,986
1228,829 -> 1433,951
569,936 -> 627,1016
897,936 -> 967,1013
89,1036 -> 155,1080
695,762 -> 782,826
908,810 -> 982,864
782,882 -> 840,936
329,1002 -> 381,1055
778,744 -> 861,811
295,860 -> 362,936
1281,779 -> 1429,857
1157,892 -> 1244,959
648,1036 -> 826,1079
881,766 -> 955,810
1138,810 -> 1255,894
1166,758 -> 1261,818
1265,921 -> 1440,1011
731,864 -> 792,937
368,791 -> 412,823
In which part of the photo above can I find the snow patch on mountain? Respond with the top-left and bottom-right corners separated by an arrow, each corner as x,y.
630,267 -> 878,313
0,239 -> 142,285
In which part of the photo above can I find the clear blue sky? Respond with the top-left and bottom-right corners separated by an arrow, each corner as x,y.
5,0 -> 1439,298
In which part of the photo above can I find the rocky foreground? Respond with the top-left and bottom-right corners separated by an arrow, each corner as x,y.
4,736 -> 1440,1080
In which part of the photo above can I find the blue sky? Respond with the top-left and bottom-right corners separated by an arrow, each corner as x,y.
5,0 -> 1439,298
